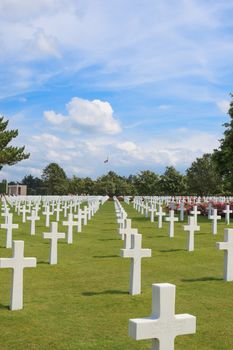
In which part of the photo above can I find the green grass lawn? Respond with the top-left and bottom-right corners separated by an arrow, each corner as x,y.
0,200 -> 232,349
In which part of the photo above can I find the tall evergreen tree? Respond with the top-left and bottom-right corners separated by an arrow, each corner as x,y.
0,116 -> 30,169
42,163 -> 68,195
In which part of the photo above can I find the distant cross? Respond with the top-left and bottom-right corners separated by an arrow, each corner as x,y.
63,201 -> 68,218
216,228 -> 233,281
149,206 -> 157,223
0,213 -> 18,248
183,216 -> 200,251
209,209 -> 221,235
129,283 -> 196,349
190,205 -> 200,225
120,234 -> 151,295
20,205 -> 30,223
208,202 -> 213,219
74,210 -> 82,232
27,210 -> 40,235
63,213 -> 78,244
120,219 -> 138,249
165,210 -> 178,238
178,202 -> 185,221
0,240 -> 37,310
43,222 -> 65,264
156,206 -> 166,228
43,205 -> 53,227
83,206 -> 88,225
54,202 -> 62,222
223,205 -> 232,225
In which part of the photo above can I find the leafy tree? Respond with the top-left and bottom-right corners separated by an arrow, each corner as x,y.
186,154 -> 222,195
134,170 -> 160,195
22,175 -> 46,195
42,163 -> 68,195
159,166 -> 186,195
69,176 -> 94,194
213,94 -> 233,193
0,116 -> 29,169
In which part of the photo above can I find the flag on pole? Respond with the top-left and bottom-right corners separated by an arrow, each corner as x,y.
104,157 -> 109,163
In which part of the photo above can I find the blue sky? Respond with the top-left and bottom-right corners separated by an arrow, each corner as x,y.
0,0 -> 232,181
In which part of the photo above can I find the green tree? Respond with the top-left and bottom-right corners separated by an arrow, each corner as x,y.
213,94 -> 233,193
186,154 -> 222,195
42,163 -> 68,195
159,166 -> 186,195
22,175 -> 46,195
0,116 -> 29,169
134,170 -> 160,195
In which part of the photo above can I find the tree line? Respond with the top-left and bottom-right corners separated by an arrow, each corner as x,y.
1,94 -> 233,196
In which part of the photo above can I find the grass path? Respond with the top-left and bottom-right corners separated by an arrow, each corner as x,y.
0,201 -> 232,349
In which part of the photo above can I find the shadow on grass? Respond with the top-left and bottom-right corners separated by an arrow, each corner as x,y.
181,276 -> 223,282
37,261 -> 49,265
93,255 -> 119,259
159,249 -> 186,253
98,238 -> 120,241
0,304 -> 9,310
82,290 -> 128,296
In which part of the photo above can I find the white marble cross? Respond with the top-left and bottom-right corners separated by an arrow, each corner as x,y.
27,210 -> 40,235
120,234 -> 151,295
0,240 -> 37,310
120,219 -> 138,249
43,205 -> 53,227
149,206 -> 157,223
216,228 -> 233,281
165,210 -> 178,238
178,202 -> 185,221
209,209 -> 221,235
0,213 -> 18,248
129,283 -> 196,350
21,205 -> 30,223
63,213 -> 78,244
183,216 -> 200,251
156,206 -> 166,228
54,202 -> 62,222
74,210 -> 82,232
223,205 -> 232,225
190,205 -> 200,225
43,222 -> 65,264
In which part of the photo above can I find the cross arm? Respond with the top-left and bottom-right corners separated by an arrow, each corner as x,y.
129,318 -> 158,340
174,314 -> 196,336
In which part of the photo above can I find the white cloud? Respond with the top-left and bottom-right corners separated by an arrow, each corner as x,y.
217,100 -> 230,114
44,111 -> 67,124
45,97 -> 121,135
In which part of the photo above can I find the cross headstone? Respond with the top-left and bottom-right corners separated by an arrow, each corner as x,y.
63,213 -> 78,244
43,222 -> 65,264
165,210 -> 178,238
183,216 -> 200,251
209,209 -> 221,235
120,219 -> 139,249
129,283 -> 196,349
43,205 -> 53,227
178,202 -> 185,221
27,210 -> 40,235
0,213 -> 18,248
74,210 -> 82,232
149,206 -> 157,223
223,205 -> 232,225
190,205 -> 200,225
216,228 -> 233,281
120,234 -> 151,295
21,205 -> 30,223
0,240 -> 37,310
156,206 -> 166,228
54,202 -> 62,222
